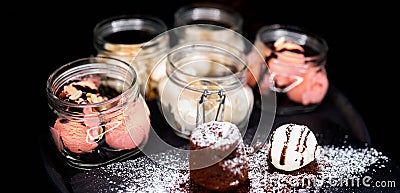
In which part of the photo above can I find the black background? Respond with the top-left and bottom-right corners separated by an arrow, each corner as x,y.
8,1 -> 397,192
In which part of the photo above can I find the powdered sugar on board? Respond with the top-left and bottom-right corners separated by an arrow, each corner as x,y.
71,144 -> 391,193
71,148 -> 188,193
247,145 -> 390,192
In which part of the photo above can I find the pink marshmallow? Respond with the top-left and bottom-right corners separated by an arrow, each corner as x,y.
52,118 -> 99,153
105,100 -> 150,150
287,68 -> 329,105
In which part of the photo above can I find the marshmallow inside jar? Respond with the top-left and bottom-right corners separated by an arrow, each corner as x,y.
93,14 -> 170,101
173,2 -> 246,53
157,42 -> 254,139
267,123 -> 321,171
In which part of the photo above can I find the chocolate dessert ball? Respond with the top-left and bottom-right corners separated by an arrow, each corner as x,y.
189,121 -> 249,192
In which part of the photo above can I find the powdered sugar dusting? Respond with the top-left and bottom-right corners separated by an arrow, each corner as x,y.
248,144 -> 390,192
71,147 -> 189,193
220,142 -> 249,176
319,145 -> 388,178
148,148 -> 189,170
71,144 -> 390,193
190,121 -> 241,149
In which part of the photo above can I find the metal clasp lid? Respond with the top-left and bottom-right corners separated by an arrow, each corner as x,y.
196,89 -> 226,127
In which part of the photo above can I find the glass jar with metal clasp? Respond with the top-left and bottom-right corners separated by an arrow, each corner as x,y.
157,41 -> 254,138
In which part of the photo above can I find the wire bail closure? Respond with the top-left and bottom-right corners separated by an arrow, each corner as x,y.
196,89 -> 226,127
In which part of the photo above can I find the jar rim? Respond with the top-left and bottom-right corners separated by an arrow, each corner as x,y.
256,24 -> 328,66
46,56 -> 139,109
93,14 -> 168,52
174,2 -> 243,32
166,41 -> 248,92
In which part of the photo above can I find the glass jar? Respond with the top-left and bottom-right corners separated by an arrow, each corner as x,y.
46,56 -> 150,169
93,14 -> 170,101
247,24 -> 329,115
173,2 -> 245,51
157,41 -> 254,139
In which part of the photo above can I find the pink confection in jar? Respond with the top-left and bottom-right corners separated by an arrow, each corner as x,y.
52,118 -> 100,153
268,40 -> 329,105
247,24 -> 329,113
51,76 -> 104,154
47,56 -> 150,169
105,98 -> 150,150
286,67 -> 329,105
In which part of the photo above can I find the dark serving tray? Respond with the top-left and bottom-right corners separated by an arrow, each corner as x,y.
40,84 -> 400,193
